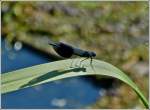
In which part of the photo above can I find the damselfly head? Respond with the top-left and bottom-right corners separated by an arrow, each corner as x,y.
91,52 -> 96,57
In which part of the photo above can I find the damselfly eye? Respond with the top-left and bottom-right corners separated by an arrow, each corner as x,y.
91,52 -> 96,57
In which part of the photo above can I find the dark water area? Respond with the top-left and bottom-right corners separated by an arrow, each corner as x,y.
1,39 -> 102,109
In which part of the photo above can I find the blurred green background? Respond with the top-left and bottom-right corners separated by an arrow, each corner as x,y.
1,1 -> 149,109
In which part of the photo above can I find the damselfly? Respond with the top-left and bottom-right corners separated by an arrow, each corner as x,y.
49,41 -> 96,67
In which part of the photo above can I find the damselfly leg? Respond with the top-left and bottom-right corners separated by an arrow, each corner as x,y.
79,57 -> 95,73
90,57 -> 93,66
90,57 -> 96,73
79,57 -> 89,67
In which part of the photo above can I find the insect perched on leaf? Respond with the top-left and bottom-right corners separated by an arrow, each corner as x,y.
49,41 -> 96,67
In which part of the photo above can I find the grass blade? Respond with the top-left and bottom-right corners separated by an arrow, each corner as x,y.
1,58 -> 149,108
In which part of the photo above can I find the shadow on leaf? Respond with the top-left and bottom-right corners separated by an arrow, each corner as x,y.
20,67 -> 86,88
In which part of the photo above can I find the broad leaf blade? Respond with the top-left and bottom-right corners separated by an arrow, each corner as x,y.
1,58 -> 149,108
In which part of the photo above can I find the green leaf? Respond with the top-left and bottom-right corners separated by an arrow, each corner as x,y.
1,58 -> 149,108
